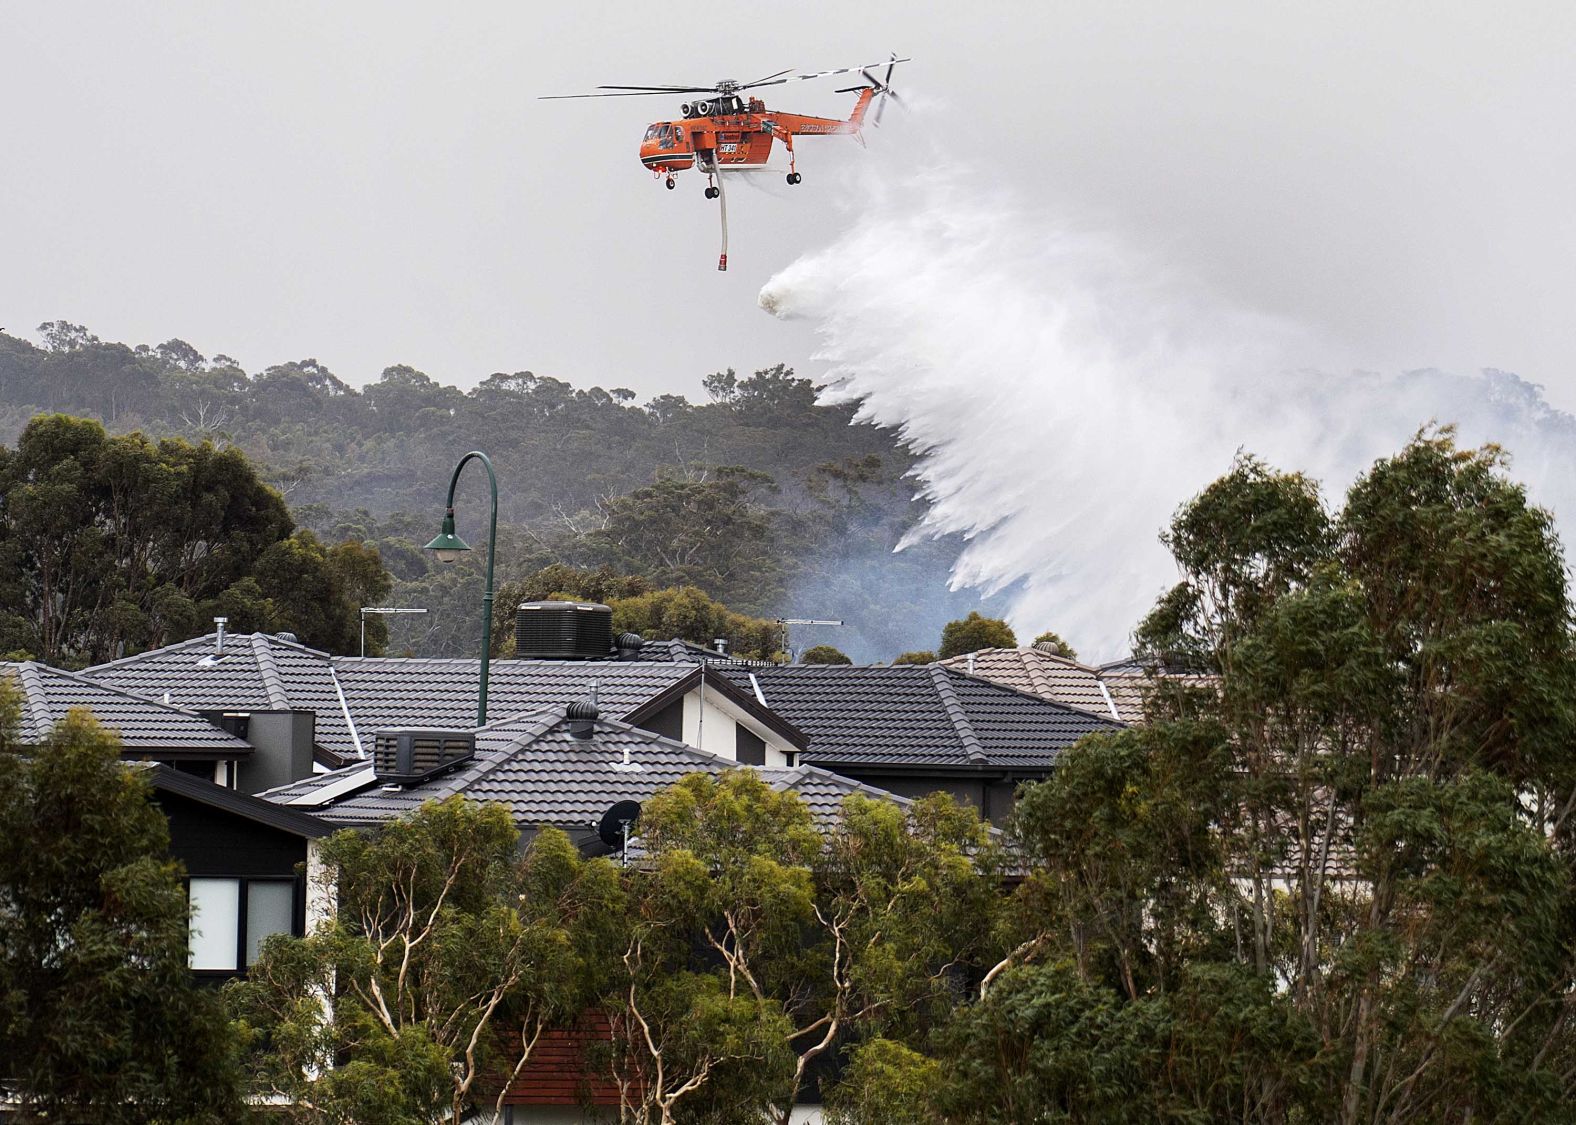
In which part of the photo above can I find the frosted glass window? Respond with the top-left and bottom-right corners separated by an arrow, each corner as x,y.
246,881 -> 296,966
189,878 -> 240,971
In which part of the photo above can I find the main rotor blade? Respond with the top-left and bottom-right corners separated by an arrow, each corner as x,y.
539,89 -> 712,100
781,58 -> 911,84
744,68 -> 795,86
597,84 -> 717,92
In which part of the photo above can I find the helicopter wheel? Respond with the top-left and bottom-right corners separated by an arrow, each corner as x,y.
705,186 -> 719,199
786,172 -> 802,185
665,177 -> 676,190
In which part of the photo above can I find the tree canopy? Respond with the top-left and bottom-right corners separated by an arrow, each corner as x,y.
852,429 -> 1576,1122
0,688 -> 243,1122
937,612 -> 1018,659
0,329 -> 1003,661
0,414 -> 391,663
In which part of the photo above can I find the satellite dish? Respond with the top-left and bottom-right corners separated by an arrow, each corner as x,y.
596,800 -> 642,851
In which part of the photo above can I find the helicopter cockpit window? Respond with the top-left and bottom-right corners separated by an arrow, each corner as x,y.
658,123 -> 676,149
644,125 -> 659,141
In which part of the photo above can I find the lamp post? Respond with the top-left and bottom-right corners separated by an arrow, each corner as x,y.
423,451 -> 498,726
359,606 -> 429,657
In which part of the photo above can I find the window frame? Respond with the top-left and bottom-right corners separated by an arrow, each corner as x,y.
186,873 -> 305,979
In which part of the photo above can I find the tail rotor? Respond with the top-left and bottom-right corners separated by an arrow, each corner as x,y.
839,52 -> 906,128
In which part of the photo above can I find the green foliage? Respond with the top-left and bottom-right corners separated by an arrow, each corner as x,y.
632,773 -> 1001,1124
489,568 -> 783,660
825,1037 -> 942,1125
0,333 -> 991,660
937,611 -> 1017,659
0,706 -> 243,1121
228,800 -> 623,1124
1032,630 -> 1077,660
799,644 -> 852,665
961,428 -> 1576,1123
0,413 -> 392,662
582,467 -> 783,612
891,650 -> 936,665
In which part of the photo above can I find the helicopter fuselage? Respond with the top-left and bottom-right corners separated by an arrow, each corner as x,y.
638,88 -> 875,179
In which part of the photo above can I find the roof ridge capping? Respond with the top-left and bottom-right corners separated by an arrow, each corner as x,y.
250,634 -> 291,709
928,665 -> 989,764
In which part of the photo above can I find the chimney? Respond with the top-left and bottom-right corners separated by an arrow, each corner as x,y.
214,617 -> 228,654
966,651 -> 976,674
566,699 -> 600,740
713,638 -> 729,656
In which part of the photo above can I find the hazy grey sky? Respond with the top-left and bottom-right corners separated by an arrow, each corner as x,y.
3,2 -> 1572,405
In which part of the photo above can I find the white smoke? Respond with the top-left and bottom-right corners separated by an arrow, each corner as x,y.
760,175 -> 1576,660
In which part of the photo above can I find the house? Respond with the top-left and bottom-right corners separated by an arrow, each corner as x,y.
709,662 -> 1121,822
145,765 -> 333,978
4,659 -> 256,785
262,701 -> 899,850
84,627 -> 808,770
79,610 -> 1120,824
0,662 -> 331,980
259,700 -> 909,1122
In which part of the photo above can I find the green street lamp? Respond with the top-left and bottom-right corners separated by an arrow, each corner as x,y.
424,450 -> 498,726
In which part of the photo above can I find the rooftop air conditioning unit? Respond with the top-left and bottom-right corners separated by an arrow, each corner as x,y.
515,601 -> 614,660
372,729 -> 476,785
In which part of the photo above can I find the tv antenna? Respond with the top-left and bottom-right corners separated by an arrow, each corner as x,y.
595,799 -> 642,866
775,617 -> 845,663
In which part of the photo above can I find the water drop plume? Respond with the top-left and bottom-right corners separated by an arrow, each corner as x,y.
760,174 -> 1576,659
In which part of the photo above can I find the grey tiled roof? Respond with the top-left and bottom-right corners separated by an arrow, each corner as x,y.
328,658 -> 694,752
81,634 -> 1114,773
715,664 -> 1120,769
262,707 -> 902,834
84,632 -> 361,756
2,662 -> 251,756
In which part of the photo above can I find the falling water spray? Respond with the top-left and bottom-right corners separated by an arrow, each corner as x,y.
760,174 -> 1576,659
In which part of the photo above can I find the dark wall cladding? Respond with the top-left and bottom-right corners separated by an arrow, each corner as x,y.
736,725 -> 767,766
637,699 -> 684,743
156,791 -> 308,878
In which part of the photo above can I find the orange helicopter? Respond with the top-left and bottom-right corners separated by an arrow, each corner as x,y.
544,55 -> 907,270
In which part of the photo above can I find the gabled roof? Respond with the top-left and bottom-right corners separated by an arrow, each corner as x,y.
328,657 -> 693,748
85,632 -> 359,756
262,707 -> 896,834
83,634 -> 807,761
713,663 -> 1120,771
935,646 -> 1132,722
2,662 -> 252,757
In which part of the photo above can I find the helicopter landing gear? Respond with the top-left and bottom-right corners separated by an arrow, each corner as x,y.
705,185 -> 719,199
786,172 -> 802,185
665,176 -> 676,190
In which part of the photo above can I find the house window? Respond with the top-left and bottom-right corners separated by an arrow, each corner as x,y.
188,877 -> 298,973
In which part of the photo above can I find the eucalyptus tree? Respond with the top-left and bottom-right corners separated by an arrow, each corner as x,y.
630,771 -> 1002,1125
229,800 -> 624,1125
952,430 -> 1576,1122
0,693 -> 244,1123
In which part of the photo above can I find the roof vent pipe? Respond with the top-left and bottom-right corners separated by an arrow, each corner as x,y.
214,617 -> 228,654
967,651 -> 976,675
713,638 -> 729,655
566,699 -> 600,739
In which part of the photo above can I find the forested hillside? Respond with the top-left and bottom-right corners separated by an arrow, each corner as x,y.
0,324 -> 1000,660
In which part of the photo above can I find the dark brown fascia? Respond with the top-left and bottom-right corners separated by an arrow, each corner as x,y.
147,764 -> 334,838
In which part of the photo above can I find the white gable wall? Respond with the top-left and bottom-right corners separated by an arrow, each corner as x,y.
680,686 -> 796,766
